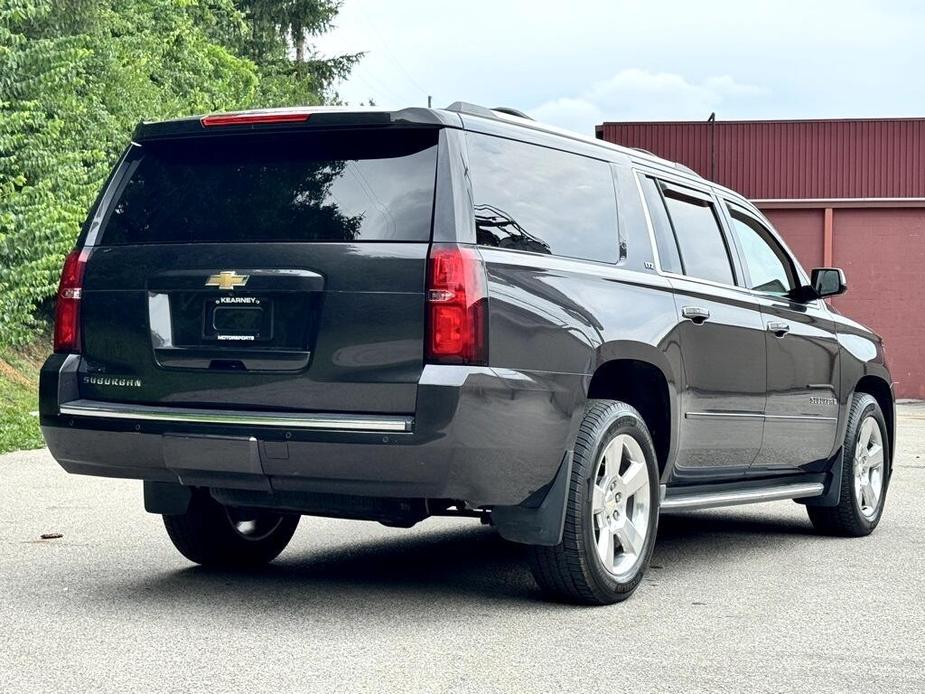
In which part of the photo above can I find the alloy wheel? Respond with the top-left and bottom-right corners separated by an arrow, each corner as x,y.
854,416 -> 885,518
591,434 -> 651,579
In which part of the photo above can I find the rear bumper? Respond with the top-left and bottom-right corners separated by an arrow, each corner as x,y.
40,356 -> 584,507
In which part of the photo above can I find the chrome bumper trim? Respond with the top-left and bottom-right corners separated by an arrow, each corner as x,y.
58,400 -> 413,433
660,482 -> 824,512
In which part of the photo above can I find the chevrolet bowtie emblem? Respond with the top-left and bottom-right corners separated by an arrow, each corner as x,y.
205,270 -> 250,290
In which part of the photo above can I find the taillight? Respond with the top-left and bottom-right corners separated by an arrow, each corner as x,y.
53,248 -> 91,353
425,245 -> 488,365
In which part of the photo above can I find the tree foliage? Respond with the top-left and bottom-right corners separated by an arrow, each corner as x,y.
235,0 -> 360,105
0,0 -> 357,345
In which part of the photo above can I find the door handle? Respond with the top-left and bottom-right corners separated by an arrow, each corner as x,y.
767,321 -> 790,337
681,306 -> 710,324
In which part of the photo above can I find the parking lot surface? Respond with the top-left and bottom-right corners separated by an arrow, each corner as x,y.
2,404 -> 924,693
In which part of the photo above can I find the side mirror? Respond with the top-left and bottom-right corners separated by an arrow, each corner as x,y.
810,267 -> 847,298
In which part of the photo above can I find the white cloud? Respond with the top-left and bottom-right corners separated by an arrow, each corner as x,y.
317,1 -> 925,126
529,98 -> 606,135
530,69 -> 768,135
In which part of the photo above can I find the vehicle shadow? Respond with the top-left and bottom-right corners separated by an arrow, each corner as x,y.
114,508 -> 820,612
118,523 -> 544,616
653,508 -> 819,568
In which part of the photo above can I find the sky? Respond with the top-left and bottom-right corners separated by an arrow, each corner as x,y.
314,0 -> 925,136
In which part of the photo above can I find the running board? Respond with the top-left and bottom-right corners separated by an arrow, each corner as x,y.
661,482 -> 824,512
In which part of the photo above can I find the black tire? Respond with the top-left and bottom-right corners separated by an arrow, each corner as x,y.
807,393 -> 891,537
528,400 -> 660,605
163,490 -> 300,568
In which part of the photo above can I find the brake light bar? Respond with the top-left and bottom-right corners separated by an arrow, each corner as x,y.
53,248 -> 91,353
200,112 -> 312,127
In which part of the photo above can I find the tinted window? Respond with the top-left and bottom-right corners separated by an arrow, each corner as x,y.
102,129 -> 438,244
639,175 -> 682,274
662,187 -> 734,285
467,134 -> 619,262
727,205 -> 795,295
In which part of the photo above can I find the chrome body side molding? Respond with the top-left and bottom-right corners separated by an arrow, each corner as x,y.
685,411 -> 837,423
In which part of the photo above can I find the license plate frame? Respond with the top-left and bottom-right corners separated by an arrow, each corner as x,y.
202,295 -> 273,343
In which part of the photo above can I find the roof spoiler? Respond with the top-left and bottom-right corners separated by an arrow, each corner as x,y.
133,107 -> 455,142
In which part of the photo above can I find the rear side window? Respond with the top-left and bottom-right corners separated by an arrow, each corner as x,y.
661,184 -> 735,285
467,133 -> 619,263
101,129 -> 438,244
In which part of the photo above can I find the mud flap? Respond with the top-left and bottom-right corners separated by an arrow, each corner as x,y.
797,447 -> 843,507
144,481 -> 192,515
491,451 -> 572,546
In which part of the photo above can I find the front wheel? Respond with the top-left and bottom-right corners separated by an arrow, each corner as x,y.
807,393 -> 891,537
163,490 -> 300,568
528,400 -> 660,605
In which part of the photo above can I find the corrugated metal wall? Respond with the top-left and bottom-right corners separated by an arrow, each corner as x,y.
597,119 -> 925,199
831,209 -> 925,399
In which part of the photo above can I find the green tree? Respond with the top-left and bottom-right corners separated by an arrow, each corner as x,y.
235,0 -> 361,105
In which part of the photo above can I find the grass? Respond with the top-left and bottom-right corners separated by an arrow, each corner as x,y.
0,339 -> 47,454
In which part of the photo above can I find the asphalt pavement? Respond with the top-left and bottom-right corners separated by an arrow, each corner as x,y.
2,404 -> 924,693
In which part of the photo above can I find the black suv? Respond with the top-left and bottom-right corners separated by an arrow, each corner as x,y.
40,103 -> 894,605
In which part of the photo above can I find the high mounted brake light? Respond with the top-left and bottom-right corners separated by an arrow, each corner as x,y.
200,112 -> 311,127
425,245 -> 488,365
53,248 -> 91,353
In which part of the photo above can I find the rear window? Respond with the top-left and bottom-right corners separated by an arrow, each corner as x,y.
101,129 -> 438,244
467,133 -> 619,263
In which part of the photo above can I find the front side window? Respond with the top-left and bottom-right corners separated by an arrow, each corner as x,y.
467,133 -> 619,263
661,185 -> 735,285
726,205 -> 795,295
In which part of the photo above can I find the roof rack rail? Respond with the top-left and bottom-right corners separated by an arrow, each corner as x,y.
445,101 -> 495,118
444,101 -> 533,121
631,147 -> 701,178
673,162 -> 701,177
492,106 -> 533,120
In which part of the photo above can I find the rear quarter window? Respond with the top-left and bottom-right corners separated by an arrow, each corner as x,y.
101,128 -> 438,244
466,133 -> 619,263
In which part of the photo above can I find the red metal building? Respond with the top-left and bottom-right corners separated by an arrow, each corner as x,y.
596,117 -> 925,399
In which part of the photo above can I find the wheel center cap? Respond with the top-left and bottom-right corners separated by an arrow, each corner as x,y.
604,485 -> 624,518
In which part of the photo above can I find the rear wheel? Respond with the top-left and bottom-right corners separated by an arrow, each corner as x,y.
163,490 -> 299,567
528,400 -> 659,605
807,393 -> 890,536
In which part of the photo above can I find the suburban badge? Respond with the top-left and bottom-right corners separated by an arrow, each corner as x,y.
809,396 -> 837,407
81,375 -> 142,388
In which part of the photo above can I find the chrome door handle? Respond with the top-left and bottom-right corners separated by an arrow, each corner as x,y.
681,306 -> 710,324
767,321 -> 790,337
